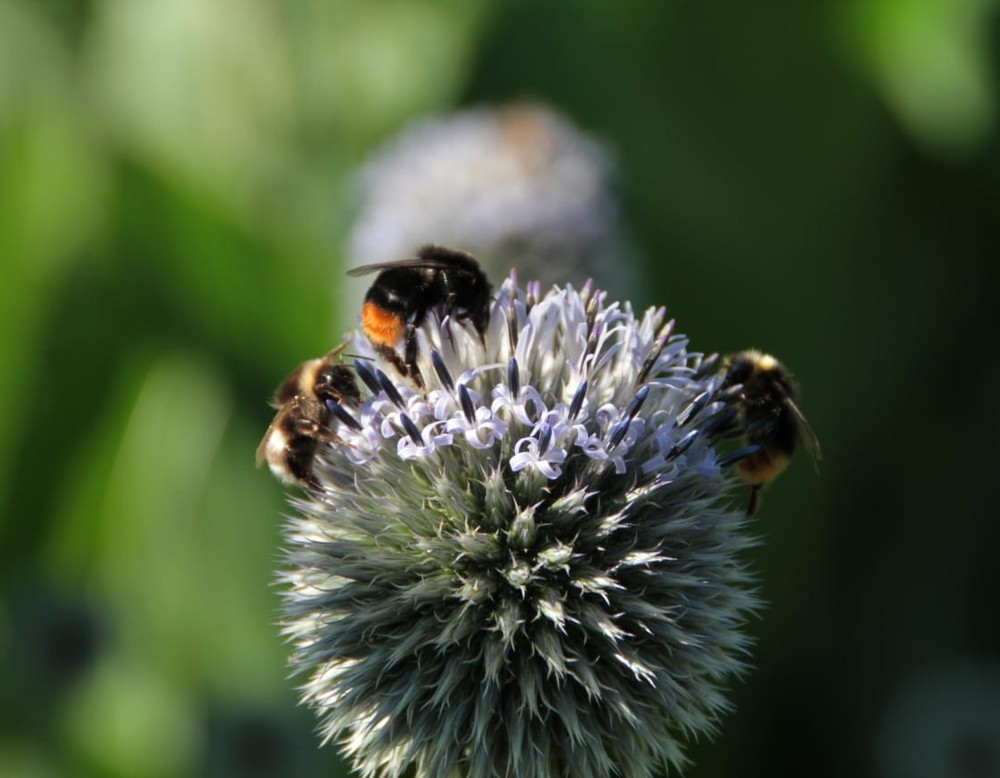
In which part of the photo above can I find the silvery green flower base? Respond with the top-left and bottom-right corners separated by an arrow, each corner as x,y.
277,275 -> 759,778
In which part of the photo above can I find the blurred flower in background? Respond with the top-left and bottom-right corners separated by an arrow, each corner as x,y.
280,275 -> 759,776
344,102 -> 637,325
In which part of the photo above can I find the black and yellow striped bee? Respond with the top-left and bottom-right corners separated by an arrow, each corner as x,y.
256,341 -> 360,490
721,350 -> 820,516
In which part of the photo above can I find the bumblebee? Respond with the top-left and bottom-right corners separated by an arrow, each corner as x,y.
720,350 -> 820,516
256,341 -> 360,490
348,245 -> 492,387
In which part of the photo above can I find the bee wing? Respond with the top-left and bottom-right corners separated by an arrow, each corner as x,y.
347,246 -> 480,277
255,415 -> 281,467
347,257 -> 460,277
256,394 -> 313,468
787,398 -> 821,463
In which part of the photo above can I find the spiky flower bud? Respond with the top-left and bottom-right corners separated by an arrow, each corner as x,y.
277,275 -> 760,777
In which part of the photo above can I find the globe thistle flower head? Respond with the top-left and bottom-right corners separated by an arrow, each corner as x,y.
279,274 -> 760,778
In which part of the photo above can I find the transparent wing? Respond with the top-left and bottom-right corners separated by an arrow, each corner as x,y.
348,257 -> 470,277
787,398 -> 821,463
347,246 -> 477,276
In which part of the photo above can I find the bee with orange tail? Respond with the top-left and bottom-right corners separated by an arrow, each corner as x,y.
720,350 -> 820,516
257,341 -> 361,490
348,245 -> 492,388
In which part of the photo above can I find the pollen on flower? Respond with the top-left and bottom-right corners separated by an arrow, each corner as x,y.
275,273 -> 761,778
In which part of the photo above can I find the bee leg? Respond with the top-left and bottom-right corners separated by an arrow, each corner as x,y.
293,418 -> 321,436
316,429 -> 357,451
746,485 -> 762,517
315,373 -> 360,408
284,437 -> 321,492
403,323 -> 425,389
374,343 -> 412,384
300,471 -> 322,493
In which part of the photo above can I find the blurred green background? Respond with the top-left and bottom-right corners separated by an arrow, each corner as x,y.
2,1 -> 999,776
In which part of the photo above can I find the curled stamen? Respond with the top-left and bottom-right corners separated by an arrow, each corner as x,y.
525,281 -> 539,311
637,320 -> 676,383
431,350 -> 454,392
624,386 -> 650,421
326,399 -> 363,432
675,390 -> 711,428
506,302 -> 519,355
691,353 -> 721,381
608,419 -> 631,449
399,414 -> 424,447
508,358 -> 520,400
353,359 -> 381,395
376,369 -> 407,408
537,423 -> 553,456
459,384 -> 476,424
581,327 -> 601,370
668,429 -> 700,459
585,291 -> 600,329
568,380 -> 588,421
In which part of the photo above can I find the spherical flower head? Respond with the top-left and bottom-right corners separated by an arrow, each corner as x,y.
278,275 -> 760,778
